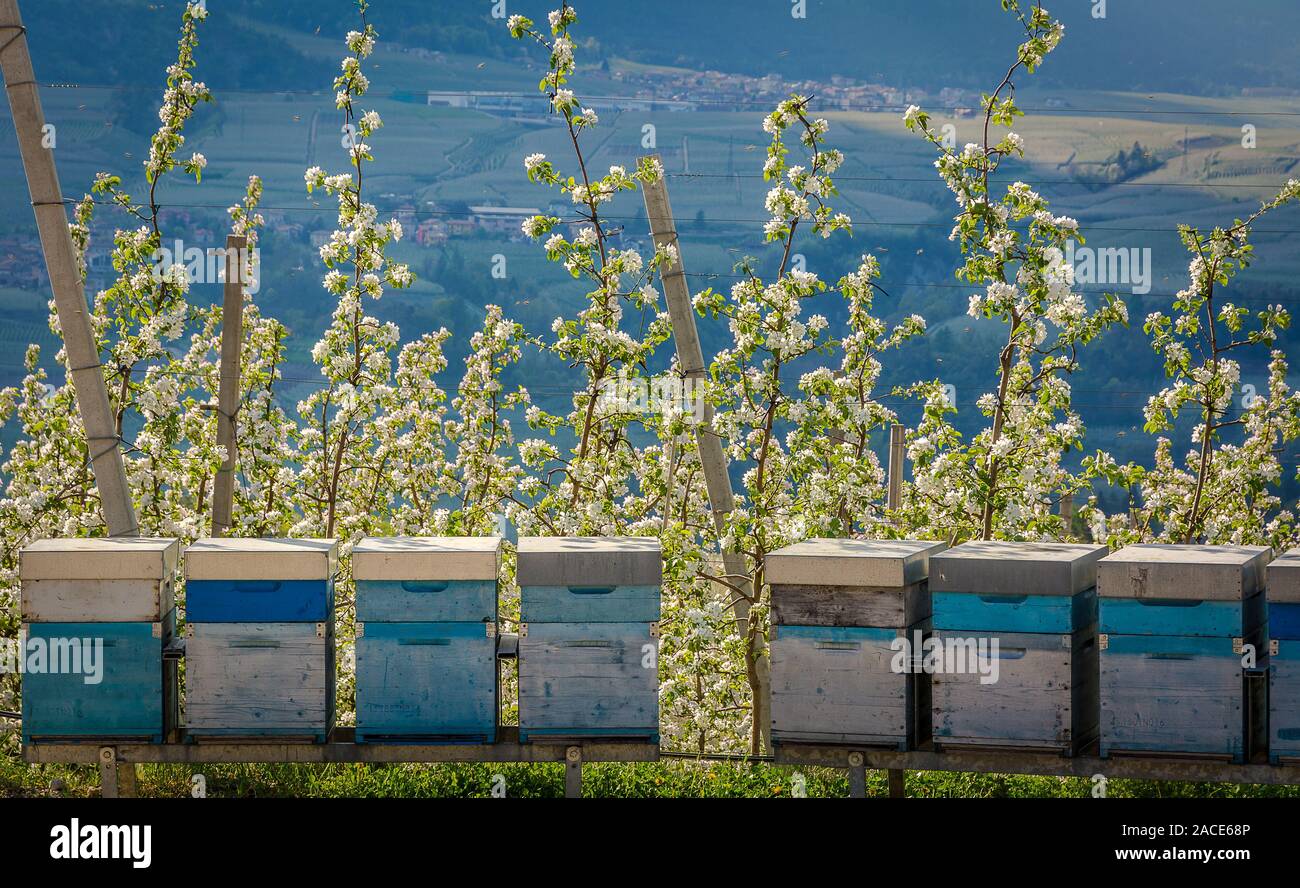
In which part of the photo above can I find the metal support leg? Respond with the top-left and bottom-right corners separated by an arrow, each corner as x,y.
888,768 -> 907,798
117,762 -> 139,798
847,752 -> 866,798
98,748 -> 118,798
98,747 -> 139,798
565,746 -> 583,798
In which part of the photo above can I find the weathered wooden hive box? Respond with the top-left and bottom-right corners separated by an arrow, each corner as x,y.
1264,548 -> 1300,763
1097,544 -> 1270,763
929,541 -> 1107,755
20,538 -> 180,744
183,537 -> 338,742
353,536 -> 501,743
517,536 -> 660,743
767,538 -> 947,750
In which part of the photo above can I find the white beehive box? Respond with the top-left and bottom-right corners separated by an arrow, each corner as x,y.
20,537 -> 180,623
184,537 -> 337,581
353,536 -> 500,624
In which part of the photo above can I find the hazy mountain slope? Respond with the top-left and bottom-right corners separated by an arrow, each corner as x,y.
21,1 -> 1300,97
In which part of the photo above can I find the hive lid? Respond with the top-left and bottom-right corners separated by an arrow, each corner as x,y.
352,536 -> 502,581
185,537 -> 338,581
516,536 -> 661,586
20,537 -> 180,581
929,541 -> 1108,596
1098,544 -> 1271,601
766,538 -> 948,587
1269,548 -> 1300,603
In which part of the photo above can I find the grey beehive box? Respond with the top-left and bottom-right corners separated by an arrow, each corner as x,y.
1097,544 -> 1270,600
352,536 -> 502,581
1269,548 -> 1300,603
766,538 -> 948,587
930,541 -> 1108,596
516,536 -> 661,587
20,537 -> 180,623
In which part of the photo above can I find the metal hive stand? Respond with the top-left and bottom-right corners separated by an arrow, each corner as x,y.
24,727 -> 660,798
24,734 -> 1300,798
772,741 -> 1300,798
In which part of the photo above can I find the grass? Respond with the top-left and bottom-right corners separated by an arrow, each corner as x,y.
4,741 -> 1298,798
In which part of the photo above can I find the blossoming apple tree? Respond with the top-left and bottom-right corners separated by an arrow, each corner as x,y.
0,3 -> 290,725
1085,180 -> 1300,547
900,1 -> 1127,543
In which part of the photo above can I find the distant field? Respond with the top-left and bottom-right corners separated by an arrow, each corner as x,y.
3,39 -> 1300,481
14,77 -> 1300,268
0,288 -> 55,365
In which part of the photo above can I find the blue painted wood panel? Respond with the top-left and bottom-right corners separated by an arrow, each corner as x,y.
931,628 -> 1097,753
355,622 -> 496,742
932,588 -> 1096,633
518,621 -> 658,742
1100,633 -> 1248,761
770,625 -> 917,748
1100,592 -> 1263,638
1271,640 -> 1300,763
22,620 -> 168,743
355,579 -> 495,624
520,584 -> 660,624
1269,602 -> 1300,640
186,578 -> 333,623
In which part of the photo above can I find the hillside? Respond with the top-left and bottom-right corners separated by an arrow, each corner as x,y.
21,1 -> 1300,96
3,0 -> 1300,505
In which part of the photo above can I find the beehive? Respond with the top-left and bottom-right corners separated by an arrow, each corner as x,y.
767,538 -> 947,749
19,538 -> 180,744
1097,544 -> 1270,763
353,536 -> 501,743
929,541 -> 1108,755
1265,548 -> 1300,763
184,538 -> 337,742
516,536 -> 660,743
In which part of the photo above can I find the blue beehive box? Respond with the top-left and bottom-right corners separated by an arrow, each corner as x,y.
517,536 -> 660,743
1267,548 -> 1300,763
183,537 -> 337,742
19,538 -> 181,744
1098,544 -> 1270,763
929,541 -> 1108,755
353,536 -> 501,743
767,538 -> 947,750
